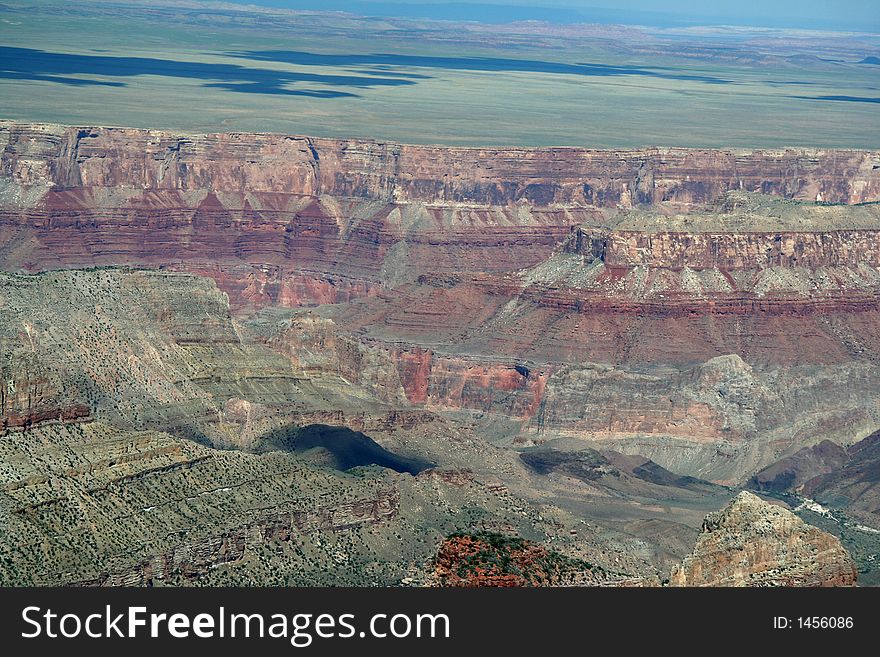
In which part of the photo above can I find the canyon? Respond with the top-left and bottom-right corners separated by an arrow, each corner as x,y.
1,121 -> 878,585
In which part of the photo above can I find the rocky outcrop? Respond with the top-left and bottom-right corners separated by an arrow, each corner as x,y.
0,350 -> 90,431
669,491 -> 857,586
525,208 -> 880,318
569,226 -> 880,270
430,531 -> 615,586
73,489 -> 400,586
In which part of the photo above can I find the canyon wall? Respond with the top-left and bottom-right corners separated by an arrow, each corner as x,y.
3,122 -> 880,205
569,227 -> 880,270
3,121 -> 880,312
4,123 -> 878,583
3,121 -> 880,486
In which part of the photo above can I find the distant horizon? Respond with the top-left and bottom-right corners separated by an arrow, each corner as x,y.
2,0 -> 877,149
223,0 -> 880,33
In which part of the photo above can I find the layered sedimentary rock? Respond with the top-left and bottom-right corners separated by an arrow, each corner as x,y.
669,492 -> 857,586
2,121 -> 879,311
243,191 -> 877,484
588,229 -> 880,270
264,307 -> 880,482
0,268 -> 656,585
4,122 -> 878,204
0,349 -> 90,430
2,121 -> 879,583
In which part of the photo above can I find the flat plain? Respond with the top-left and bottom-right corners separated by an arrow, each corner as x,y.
1,0 -> 879,147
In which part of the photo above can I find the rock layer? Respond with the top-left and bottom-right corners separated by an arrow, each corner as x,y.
2,121 -> 879,312
2,122 -> 879,577
4,122 -> 879,204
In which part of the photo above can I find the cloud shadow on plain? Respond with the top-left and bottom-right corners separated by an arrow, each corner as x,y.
791,95 -> 880,104
228,49 -> 735,85
0,46 -> 424,97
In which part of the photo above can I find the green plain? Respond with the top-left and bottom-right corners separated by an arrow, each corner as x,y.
0,2 -> 878,148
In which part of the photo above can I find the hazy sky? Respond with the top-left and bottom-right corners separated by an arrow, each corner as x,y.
230,0 -> 880,32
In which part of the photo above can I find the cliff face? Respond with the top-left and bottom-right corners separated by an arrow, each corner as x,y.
519,222 -> 880,320
2,122 -> 880,312
3,268 -> 661,587
572,228 -> 880,270
669,492 -> 857,586
3,122 -> 879,204
272,309 -> 880,483
0,349 -> 90,431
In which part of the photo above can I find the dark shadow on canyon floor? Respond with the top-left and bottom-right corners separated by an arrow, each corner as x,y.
259,423 -> 435,475
520,447 -> 719,494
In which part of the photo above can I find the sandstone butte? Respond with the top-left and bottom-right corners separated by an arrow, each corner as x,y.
669,492 -> 857,587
